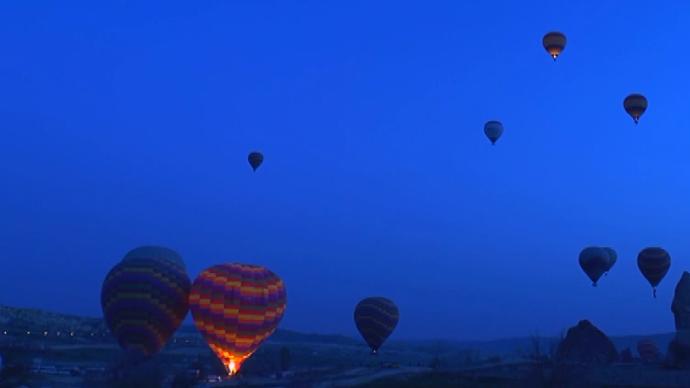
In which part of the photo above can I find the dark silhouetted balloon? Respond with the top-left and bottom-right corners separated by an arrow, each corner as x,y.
579,247 -> 609,287
624,94 -> 648,124
354,297 -> 399,354
543,32 -> 566,60
638,247 -> 671,298
122,245 -> 186,271
101,257 -> 191,357
484,121 -> 504,145
189,263 -> 286,375
603,247 -> 617,274
248,152 -> 264,171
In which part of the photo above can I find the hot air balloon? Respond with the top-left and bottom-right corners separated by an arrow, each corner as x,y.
248,151 -> 264,171
189,263 -> 286,376
637,339 -> 661,362
542,32 -> 566,60
101,257 -> 191,357
354,297 -> 399,354
624,94 -> 648,124
579,247 -> 609,286
603,247 -> 617,274
638,247 -> 671,298
484,121 -> 504,145
122,245 -> 186,271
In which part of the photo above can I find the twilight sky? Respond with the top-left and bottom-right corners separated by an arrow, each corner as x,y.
2,0 -> 690,341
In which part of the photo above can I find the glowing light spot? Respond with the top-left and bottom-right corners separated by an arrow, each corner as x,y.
227,360 -> 237,376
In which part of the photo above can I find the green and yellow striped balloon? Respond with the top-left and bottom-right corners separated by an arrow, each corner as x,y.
101,253 -> 191,357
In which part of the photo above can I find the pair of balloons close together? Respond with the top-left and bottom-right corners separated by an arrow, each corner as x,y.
101,246 -> 401,375
579,246 -> 671,298
100,246 -> 286,375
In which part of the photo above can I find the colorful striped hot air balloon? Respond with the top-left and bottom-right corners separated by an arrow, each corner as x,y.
637,339 -> 661,362
354,297 -> 399,354
638,247 -> 671,298
122,245 -> 186,271
189,263 -> 287,376
101,256 -> 191,357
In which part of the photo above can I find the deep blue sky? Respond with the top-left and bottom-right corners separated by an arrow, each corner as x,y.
2,1 -> 690,341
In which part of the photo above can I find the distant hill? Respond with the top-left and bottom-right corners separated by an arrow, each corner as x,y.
0,304 -> 675,357
0,304 -> 107,336
0,305 -> 359,347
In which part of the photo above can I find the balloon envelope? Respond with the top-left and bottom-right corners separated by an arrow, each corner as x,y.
248,152 -> 264,171
122,245 -> 186,271
624,94 -> 648,124
638,247 -> 671,297
354,297 -> 399,354
579,247 -> 609,286
484,121 -> 504,145
542,31 -> 566,60
101,258 -> 191,357
603,247 -> 617,273
189,263 -> 286,375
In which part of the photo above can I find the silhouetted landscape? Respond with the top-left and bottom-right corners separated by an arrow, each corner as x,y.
3,304 -> 690,387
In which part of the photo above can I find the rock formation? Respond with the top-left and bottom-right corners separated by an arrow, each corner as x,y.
666,271 -> 690,368
555,320 -> 617,365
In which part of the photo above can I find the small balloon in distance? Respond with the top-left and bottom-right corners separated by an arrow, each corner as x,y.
484,121 -> 504,145
543,31 -> 566,61
624,94 -> 648,124
248,151 -> 264,171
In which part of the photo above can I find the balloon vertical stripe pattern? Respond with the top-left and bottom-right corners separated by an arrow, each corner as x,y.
354,297 -> 399,354
101,257 -> 191,357
189,263 -> 286,374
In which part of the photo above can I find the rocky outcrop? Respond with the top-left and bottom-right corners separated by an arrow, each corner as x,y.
672,272 -> 690,333
666,272 -> 690,368
555,320 -> 617,365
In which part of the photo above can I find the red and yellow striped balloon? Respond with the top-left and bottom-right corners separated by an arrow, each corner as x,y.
189,263 -> 286,375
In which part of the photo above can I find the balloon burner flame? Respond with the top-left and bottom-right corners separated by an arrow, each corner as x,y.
227,360 -> 237,376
